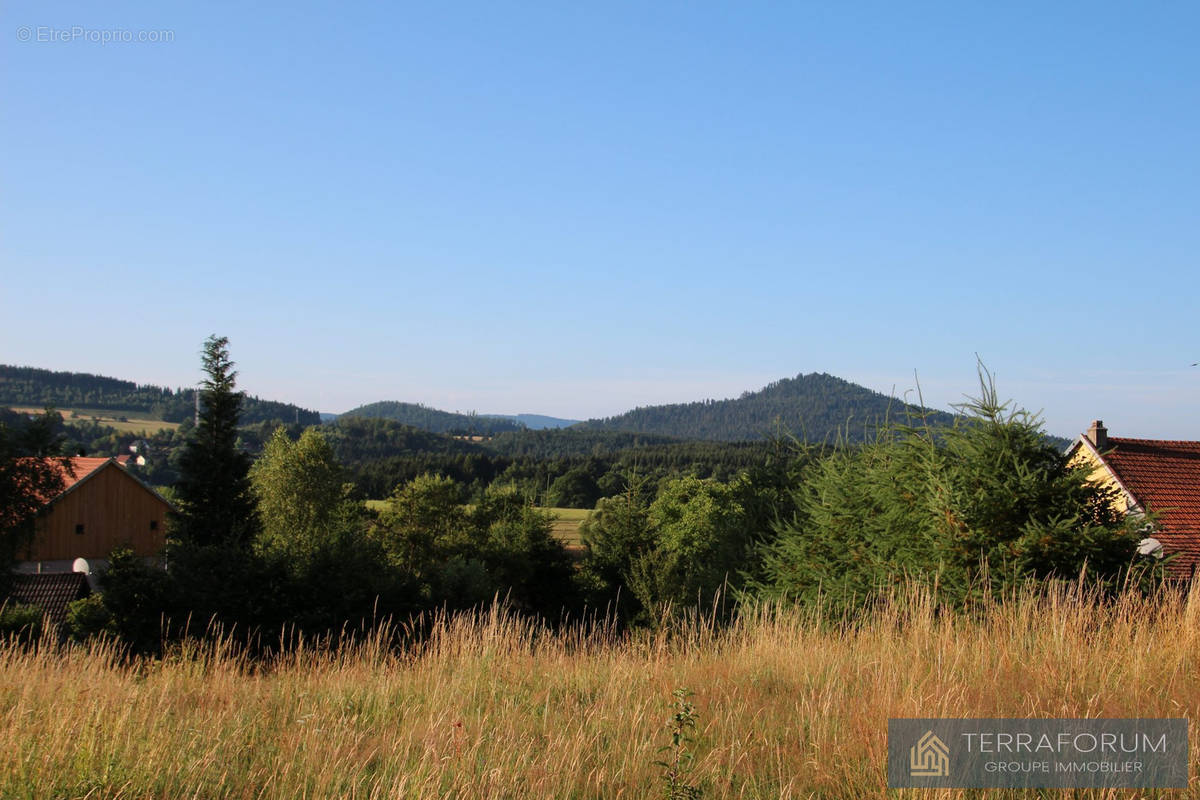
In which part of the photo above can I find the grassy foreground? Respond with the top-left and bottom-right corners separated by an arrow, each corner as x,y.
3,586 -> 1199,799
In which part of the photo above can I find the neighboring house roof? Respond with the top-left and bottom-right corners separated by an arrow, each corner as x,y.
1070,424 -> 1200,577
4,572 -> 90,626
1103,437 -> 1200,575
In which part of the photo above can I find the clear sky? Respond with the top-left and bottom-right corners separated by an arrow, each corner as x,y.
3,2 -> 1197,439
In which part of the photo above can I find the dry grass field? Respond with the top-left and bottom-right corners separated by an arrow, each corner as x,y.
4,584 -> 1200,798
11,407 -> 180,435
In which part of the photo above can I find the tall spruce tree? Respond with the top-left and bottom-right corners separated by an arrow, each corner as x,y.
170,336 -> 259,548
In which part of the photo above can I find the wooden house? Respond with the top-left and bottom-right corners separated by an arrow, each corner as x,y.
15,456 -> 170,577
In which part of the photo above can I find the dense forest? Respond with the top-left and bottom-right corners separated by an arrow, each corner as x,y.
577,372 -> 961,442
339,401 -> 526,435
3,365 -> 1070,506
339,429 -> 779,503
2,341 -> 1157,656
0,365 -> 320,426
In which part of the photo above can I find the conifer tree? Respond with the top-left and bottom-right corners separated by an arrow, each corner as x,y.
169,335 -> 259,548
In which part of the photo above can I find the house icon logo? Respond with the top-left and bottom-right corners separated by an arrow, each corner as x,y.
909,730 -> 950,777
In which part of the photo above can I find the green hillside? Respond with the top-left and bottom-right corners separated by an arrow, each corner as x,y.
339,401 -> 525,435
0,365 -> 320,426
575,372 -> 959,442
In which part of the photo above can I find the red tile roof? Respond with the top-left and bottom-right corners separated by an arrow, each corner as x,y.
15,457 -> 116,504
57,457 -> 115,493
1100,437 -> 1200,576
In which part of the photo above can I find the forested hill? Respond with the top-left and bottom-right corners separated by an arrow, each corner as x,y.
575,372 -> 960,443
483,413 -> 581,430
339,401 -> 525,435
0,365 -> 320,426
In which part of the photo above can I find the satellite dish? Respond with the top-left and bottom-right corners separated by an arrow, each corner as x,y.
1137,537 -> 1164,559
72,557 -> 91,574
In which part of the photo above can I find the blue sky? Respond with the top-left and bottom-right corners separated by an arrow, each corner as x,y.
3,2 -> 1197,438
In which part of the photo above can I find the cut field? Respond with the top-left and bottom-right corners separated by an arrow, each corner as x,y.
547,506 -> 588,549
5,585 -> 1200,798
11,406 -> 180,435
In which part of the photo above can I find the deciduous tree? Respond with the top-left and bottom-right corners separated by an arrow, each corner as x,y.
0,408 -> 71,578
250,427 -> 358,565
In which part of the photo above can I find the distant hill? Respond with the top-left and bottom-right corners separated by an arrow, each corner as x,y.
321,416 -> 485,462
338,401 -> 525,435
0,365 -> 321,426
575,372 -> 960,443
483,413 -> 580,430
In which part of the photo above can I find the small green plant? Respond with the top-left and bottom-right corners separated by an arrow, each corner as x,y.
655,688 -> 703,800
66,594 -> 113,641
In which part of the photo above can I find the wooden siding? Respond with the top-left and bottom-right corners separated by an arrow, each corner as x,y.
24,463 -> 169,561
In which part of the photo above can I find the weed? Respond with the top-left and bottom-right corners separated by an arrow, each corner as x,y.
655,688 -> 703,800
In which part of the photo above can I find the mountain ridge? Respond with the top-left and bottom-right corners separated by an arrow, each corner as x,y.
575,372 -> 960,442
4,365 -> 1065,447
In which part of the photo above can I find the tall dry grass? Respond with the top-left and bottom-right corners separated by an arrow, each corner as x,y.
2,584 -> 1198,799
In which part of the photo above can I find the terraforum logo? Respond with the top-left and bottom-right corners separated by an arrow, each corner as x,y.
888,719 -> 1189,789
909,731 -> 950,777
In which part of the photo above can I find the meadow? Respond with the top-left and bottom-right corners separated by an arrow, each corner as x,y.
548,507 -> 588,549
3,583 -> 1199,799
11,407 -> 180,436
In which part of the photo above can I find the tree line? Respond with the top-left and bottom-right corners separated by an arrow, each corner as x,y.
0,364 -> 321,426
42,405 -> 786,508
338,401 -> 525,436
2,340 -> 1160,649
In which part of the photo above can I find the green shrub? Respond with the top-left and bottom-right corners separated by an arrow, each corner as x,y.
65,594 -> 113,641
0,602 -> 43,639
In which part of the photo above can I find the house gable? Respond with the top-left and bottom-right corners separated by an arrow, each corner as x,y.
1068,422 -> 1200,577
22,458 -> 171,565
1066,435 -> 1140,516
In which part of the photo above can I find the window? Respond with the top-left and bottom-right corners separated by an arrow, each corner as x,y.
150,520 -> 159,531
75,523 -> 85,535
